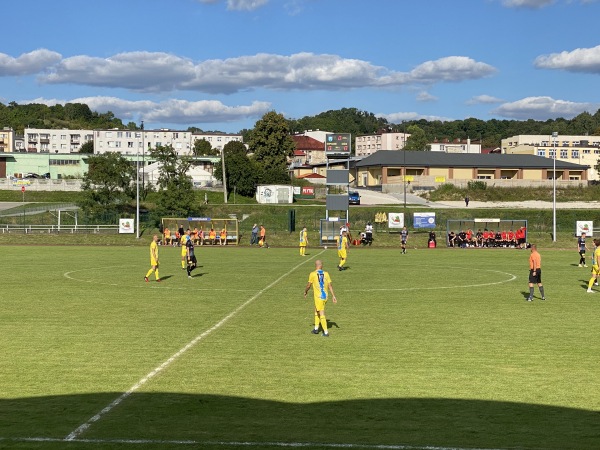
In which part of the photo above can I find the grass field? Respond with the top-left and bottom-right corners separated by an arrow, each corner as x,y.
1,243 -> 599,450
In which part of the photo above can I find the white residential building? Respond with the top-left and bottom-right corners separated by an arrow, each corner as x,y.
94,129 -> 192,155
355,132 -> 410,157
430,138 -> 481,154
191,132 -> 243,154
25,128 -> 94,153
502,134 -> 600,180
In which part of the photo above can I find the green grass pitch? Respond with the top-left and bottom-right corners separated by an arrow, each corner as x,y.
0,244 -> 599,450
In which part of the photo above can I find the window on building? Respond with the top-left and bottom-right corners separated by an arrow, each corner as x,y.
106,132 -> 113,138
537,150 -> 546,157
572,150 -> 579,159
583,149 -> 591,154
117,132 -> 123,138
61,135 -> 66,140
128,142 -> 134,148
549,150 -> 556,158
560,150 -> 568,158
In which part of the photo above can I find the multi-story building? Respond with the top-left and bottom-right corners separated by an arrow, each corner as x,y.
291,135 -> 326,165
355,131 -> 410,157
25,128 -> 94,153
94,129 -> 191,155
502,134 -> 600,180
430,138 -> 481,154
191,132 -> 243,154
0,128 -> 15,152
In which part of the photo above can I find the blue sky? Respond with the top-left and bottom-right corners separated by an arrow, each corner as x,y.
1,0 -> 600,132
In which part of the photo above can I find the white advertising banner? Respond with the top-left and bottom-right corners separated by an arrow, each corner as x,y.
119,218 -> 135,234
576,221 -> 593,237
388,212 -> 404,229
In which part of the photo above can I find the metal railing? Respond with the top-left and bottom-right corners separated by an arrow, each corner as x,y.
0,224 -> 120,234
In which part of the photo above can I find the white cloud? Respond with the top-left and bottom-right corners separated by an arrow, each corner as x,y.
416,91 -> 438,102
0,49 -> 61,76
534,45 -> 600,74
197,0 -> 269,11
500,0 -> 597,7
466,94 -> 504,105
22,96 -> 271,125
501,0 -> 554,8
492,96 -> 599,120
39,51 -> 496,94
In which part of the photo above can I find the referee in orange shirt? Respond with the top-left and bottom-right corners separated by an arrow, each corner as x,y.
527,244 -> 545,301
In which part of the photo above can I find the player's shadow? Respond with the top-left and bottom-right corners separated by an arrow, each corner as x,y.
310,319 -> 340,332
519,291 -> 531,300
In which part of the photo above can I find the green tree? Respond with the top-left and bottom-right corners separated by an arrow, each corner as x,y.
79,140 -> 94,154
214,141 -> 257,198
149,144 -> 195,216
193,138 -> 218,156
403,125 -> 431,151
78,152 -> 136,218
247,111 -> 295,173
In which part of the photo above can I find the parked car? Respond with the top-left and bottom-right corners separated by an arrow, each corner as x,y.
348,191 -> 361,205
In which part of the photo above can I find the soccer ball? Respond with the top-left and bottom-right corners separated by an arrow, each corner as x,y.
324,246 -> 328,249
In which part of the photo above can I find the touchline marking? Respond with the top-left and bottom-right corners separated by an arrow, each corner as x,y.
1,436 -> 512,450
64,251 -> 324,442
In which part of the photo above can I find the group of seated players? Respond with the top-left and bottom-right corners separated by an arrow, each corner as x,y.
162,225 -> 229,246
447,226 -> 527,248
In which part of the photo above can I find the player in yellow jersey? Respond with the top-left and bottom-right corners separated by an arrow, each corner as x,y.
337,230 -> 349,271
144,235 -> 161,282
180,230 -> 188,269
304,260 -> 337,337
299,226 -> 308,256
587,239 -> 600,293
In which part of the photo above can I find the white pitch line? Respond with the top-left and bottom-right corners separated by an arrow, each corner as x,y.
64,251 -> 324,441
2,436 -> 512,450
351,269 -> 517,292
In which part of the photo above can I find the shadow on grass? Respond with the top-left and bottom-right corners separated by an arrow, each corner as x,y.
1,394 -> 599,449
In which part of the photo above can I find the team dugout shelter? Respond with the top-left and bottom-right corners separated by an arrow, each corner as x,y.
161,217 -> 240,245
446,218 -> 527,248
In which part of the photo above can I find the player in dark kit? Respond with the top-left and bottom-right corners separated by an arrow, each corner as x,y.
185,232 -> 197,279
578,232 -> 588,267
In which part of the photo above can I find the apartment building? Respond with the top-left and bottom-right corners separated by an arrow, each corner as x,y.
191,132 -> 243,154
355,132 -> 410,157
25,128 -> 94,153
502,134 -> 600,180
0,127 -> 15,152
94,129 -> 192,155
430,138 -> 481,154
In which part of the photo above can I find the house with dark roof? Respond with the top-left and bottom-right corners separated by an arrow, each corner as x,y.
290,135 -> 326,165
355,151 -> 589,191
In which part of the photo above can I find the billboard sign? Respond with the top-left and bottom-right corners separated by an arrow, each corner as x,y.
119,218 -> 134,234
413,212 -> 436,229
576,221 -> 593,237
325,133 -> 351,158
388,212 -> 404,229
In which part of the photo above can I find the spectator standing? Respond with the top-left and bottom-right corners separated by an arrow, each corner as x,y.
464,196 -> 470,207
401,226 -> 408,254
251,223 -> 259,245
259,225 -> 270,248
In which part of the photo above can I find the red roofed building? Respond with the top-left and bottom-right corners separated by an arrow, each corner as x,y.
291,135 -> 326,165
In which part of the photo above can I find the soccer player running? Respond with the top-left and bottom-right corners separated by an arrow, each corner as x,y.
299,226 -> 308,256
578,232 -> 588,267
185,230 -> 197,279
145,235 -> 161,283
586,239 -> 600,293
401,226 -> 408,254
527,244 -> 545,301
304,260 -> 338,337
337,230 -> 349,271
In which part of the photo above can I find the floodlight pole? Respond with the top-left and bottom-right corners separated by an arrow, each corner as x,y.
552,131 -> 557,243
221,148 -> 228,203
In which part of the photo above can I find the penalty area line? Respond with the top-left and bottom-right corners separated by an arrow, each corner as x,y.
64,251 -> 324,442
1,436 -> 509,450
